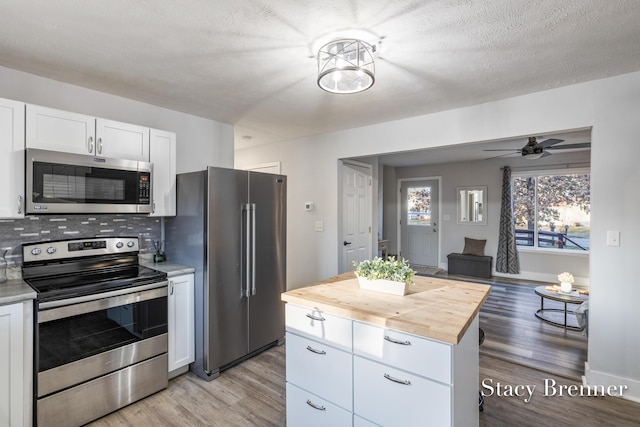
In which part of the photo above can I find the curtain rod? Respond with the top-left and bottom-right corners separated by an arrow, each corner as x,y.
500,162 -> 590,171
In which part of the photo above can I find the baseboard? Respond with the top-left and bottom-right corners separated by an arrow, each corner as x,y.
583,362 -> 640,403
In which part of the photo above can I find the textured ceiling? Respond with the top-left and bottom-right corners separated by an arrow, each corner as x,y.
1,0 -> 639,150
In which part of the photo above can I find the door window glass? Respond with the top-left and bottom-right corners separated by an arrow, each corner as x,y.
407,186 -> 431,226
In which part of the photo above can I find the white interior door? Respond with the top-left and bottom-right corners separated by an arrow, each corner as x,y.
342,162 -> 372,271
400,179 -> 439,267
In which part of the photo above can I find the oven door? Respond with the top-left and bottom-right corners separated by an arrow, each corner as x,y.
26,148 -> 152,214
36,282 -> 168,426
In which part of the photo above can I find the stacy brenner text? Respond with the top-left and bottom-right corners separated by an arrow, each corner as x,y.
481,378 -> 628,403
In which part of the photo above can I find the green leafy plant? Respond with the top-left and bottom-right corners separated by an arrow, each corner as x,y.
353,257 -> 416,285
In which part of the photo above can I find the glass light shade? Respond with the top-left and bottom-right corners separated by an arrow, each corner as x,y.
317,39 -> 375,94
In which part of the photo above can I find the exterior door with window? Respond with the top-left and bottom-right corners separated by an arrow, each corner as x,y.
342,163 -> 372,271
400,179 -> 439,267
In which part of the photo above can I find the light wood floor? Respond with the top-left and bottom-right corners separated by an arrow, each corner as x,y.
89,280 -> 640,427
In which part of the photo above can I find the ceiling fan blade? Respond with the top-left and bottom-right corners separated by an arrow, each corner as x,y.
485,152 -> 518,160
538,138 -> 564,148
546,142 -> 591,150
482,149 -> 521,152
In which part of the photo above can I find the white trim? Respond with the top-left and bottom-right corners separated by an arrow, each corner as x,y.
397,176 -> 442,267
242,161 -> 281,174
511,166 -> 591,177
584,362 -> 640,403
517,247 -> 590,257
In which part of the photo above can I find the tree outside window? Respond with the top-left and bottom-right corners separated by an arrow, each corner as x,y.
513,172 -> 590,250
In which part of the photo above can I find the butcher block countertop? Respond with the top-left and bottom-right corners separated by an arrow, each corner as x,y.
281,272 -> 491,345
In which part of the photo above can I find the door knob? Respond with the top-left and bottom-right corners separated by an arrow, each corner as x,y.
344,241 -> 352,246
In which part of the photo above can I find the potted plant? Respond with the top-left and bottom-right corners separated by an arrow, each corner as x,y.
353,257 -> 416,296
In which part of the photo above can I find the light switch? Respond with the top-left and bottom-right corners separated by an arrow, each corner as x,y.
607,230 -> 620,247
314,221 -> 324,232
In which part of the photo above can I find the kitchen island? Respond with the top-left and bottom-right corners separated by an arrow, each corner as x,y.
281,272 -> 491,427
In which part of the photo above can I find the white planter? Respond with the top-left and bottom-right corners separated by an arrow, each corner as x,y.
357,277 -> 409,296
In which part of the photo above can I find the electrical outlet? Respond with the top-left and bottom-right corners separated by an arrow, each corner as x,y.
607,230 -> 620,247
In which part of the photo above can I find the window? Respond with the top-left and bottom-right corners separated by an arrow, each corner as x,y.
512,170 -> 590,251
407,186 -> 431,226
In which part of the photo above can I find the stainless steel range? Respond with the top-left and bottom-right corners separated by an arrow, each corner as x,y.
22,237 -> 169,427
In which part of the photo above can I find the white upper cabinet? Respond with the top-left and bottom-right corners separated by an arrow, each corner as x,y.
26,105 -> 149,161
149,128 -> 176,216
96,118 -> 149,161
0,97 -> 26,219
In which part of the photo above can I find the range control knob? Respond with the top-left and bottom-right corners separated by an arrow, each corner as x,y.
116,242 -> 124,249
46,247 -> 56,254
31,248 -> 41,256
127,241 -> 135,248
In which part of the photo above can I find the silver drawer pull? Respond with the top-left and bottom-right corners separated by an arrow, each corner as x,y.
384,373 -> 411,385
305,313 -> 326,321
384,335 -> 411,345
306,399 -> 326,411
306,345 -> 327,355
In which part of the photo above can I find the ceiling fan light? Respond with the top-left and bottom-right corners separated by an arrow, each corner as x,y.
524,152 -> 544,160
318,39 -> 375,94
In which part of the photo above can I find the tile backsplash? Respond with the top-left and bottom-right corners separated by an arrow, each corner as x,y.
0,214 -> 161,273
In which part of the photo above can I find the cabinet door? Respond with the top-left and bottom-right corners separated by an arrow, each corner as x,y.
26,104 -> 95,155
0,303 -> 25,427
168,274 -> 195,372
0,98 -> 25,219
96,118 -> 149,161
149,128 -> 176,216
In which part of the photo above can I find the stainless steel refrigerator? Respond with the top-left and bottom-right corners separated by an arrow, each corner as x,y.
165,166 -> 286,380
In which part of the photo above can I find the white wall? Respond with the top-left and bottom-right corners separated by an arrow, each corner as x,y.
386,150 -> 590,285
0,66 -> 234,172
235,71 -> 640,401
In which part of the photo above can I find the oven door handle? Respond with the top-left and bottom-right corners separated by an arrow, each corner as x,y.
38,281 -> 168,324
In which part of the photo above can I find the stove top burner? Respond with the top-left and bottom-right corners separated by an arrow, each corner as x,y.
25,264 -> 167,302
21,237 -> 167,303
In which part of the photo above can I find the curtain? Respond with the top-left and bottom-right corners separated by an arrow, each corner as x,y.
496,166 -> 520,273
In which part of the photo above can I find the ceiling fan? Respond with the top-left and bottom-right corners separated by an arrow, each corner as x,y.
483,137 -> 591,160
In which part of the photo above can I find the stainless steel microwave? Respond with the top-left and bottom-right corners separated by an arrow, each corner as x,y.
26,148 -> 152,214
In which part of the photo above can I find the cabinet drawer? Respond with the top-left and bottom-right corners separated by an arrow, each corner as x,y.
286,332 -> 352,410
354,356 -> 451,427
353,321 -> 451,384
285,304 -> 352,350
286,383 -> 352,427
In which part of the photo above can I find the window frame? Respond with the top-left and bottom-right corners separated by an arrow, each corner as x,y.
511,167 -> 590,255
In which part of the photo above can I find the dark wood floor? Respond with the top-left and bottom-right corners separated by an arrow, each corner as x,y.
89,278 -> 640,426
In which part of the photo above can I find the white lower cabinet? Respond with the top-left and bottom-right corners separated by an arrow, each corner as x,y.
0,302 -> 30,427
354,356 -> 451,426
285,332 -> 352,410
168,273 -> 195,374
286,383 -> 352,426
285,303 -> 478,427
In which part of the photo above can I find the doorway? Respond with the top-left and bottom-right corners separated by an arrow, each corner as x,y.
399,178 -> 440,267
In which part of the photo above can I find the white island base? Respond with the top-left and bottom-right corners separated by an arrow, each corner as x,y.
282,273 -> 489,427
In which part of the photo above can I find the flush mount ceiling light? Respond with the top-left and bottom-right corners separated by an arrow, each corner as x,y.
317,39 -> 375,94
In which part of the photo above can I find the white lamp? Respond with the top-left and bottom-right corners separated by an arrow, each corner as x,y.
317,39 -> 375,94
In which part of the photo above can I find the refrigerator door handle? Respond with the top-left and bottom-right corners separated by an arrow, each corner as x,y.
243,203 -> 251,297
251,203 -> 257,296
